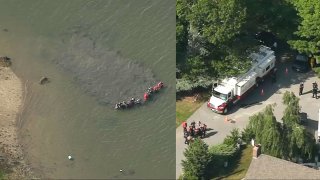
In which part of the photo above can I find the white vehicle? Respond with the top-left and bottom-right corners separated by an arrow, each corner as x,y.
207,46 -> 276,114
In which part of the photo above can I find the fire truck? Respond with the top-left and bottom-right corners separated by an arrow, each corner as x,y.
207,46 -> 276,114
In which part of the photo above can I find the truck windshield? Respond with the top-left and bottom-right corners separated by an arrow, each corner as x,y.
212,90 -> 228,101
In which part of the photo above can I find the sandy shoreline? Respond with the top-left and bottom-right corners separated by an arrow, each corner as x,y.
0,67 -> 34,179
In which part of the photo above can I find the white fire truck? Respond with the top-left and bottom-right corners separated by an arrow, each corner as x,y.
207,46 -> 276,114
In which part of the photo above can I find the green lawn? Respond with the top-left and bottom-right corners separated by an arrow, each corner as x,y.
176,92 -> 211,128
176,97 -> 204,127
209,145 -> 253,180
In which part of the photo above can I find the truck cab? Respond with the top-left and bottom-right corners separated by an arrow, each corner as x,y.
207,85 -> 235,114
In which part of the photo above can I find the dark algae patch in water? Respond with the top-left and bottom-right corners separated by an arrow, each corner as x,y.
52,26 -> 157,106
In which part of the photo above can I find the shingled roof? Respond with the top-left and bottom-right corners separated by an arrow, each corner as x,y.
245,154 -> 320,179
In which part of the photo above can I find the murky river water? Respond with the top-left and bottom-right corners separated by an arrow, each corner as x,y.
0,0 -> 175,178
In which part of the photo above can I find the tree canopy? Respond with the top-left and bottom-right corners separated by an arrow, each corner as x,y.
176,0 -> 251,92
176,0 -> 320,93
244,92 -> 316,161
281,91 -> 315,160
288,0 -> 320,57
187,0 -> 246,45
246,104 -> 283,158
182,138 -> 211,179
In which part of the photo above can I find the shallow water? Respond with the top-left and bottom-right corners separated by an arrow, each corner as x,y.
0,0 -> 175,178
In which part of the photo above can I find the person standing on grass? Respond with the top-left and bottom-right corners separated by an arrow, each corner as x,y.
299,82 -> 304,96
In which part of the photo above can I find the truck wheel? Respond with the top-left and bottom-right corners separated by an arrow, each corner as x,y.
223,107 -> 228,115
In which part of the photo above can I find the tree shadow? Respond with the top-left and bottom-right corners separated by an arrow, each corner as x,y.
304,117 -> 318,135
240,102 -> 263,109
205,145 -> 249,179
214,169 -> 244,180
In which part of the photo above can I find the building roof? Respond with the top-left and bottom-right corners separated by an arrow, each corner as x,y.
245,154 -> 320,179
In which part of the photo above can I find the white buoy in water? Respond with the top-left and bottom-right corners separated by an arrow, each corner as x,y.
120,169 -> 123,172
68,155 -> 72,160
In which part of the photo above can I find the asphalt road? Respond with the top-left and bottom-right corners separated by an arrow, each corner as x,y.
176,54 -> 320,178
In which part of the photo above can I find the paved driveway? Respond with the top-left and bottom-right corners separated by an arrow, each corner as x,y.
176,55 -> 320,178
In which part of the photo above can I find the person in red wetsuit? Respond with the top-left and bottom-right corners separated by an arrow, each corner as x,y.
153,85 -> 160,91
153,82 -> 163,92
157,82 -> 164,89
182,121 -> 187,128
182,121 -> 187,132
144,92 -> 149,101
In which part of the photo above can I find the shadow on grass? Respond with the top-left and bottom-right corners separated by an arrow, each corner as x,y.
176,90 -> 211,101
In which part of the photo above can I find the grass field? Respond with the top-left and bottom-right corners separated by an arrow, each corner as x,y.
176,93 -> 210,127
176,97 -> 203,127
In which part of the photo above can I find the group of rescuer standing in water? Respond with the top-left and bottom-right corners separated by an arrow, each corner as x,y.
143,82 -> 164,101
182,121 -> 207,145
115,82 -> 164,110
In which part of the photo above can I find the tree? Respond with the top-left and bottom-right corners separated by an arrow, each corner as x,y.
209,143 -> 238,168
223,128 -> 241,147
288,0 -> 320,57
176,0 -> 257,92
281,91 -> 315,160
185,56 -> 208,80
245,92 -> 316,161
243,0 -> 298,40
282,91 -> 301,127
176,0 -> 194,63
187,0 -> 246,45
182,138 -> 211,179
246,105 -> 283,157
259,106 -> 283,158
211,50 -> 251,78
247,111 -> 265,144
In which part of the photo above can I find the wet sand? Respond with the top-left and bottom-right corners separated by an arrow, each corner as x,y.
0,67 -> 33,179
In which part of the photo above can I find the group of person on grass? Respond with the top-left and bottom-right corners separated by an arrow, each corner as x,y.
182,121 -> 207,145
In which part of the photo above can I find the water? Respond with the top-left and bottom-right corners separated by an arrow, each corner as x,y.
0,0 -> 175,178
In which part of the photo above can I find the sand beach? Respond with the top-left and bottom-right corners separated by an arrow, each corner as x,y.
0,67 -> 33,179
